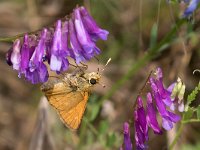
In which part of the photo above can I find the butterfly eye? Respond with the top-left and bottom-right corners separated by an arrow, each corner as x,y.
89,78 -> 97,85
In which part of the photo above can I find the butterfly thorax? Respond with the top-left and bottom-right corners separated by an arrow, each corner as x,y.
41,71 -> 101,93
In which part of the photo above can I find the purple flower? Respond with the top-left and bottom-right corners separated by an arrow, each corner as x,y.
146,93 -> 162,134
134,97 -> 148,150
28,29 -> 48,84
153,91 -> 180,130
69,18 -> 88,63
10,39 -> 21,70
122,122 -> 133,150
6,6 -> 109,84
20,34 -> 32,74
150,68 -> 181,130
74,8 -> 100,57
79,6 -> 109,41
183,0 -> 200,17
62,21 -> 74,58
50,20 -> 69,72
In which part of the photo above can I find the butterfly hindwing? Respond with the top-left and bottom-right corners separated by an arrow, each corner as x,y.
59,92 -> 89,130
43,80 -> 89,129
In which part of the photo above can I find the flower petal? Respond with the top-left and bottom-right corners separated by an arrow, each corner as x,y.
11,39 -> 21,70
162,117 -> 173,130
183,0 -> 200,17
80,6 -> 109,41
29,28 -> 47,71
69,18 -> 88,63
135,112 -> 147,150
137,97 -> 148,140
146,93 -> 162,134
20,34 -> 31,73
74,8 -> 96,54
123,122 -> 133,150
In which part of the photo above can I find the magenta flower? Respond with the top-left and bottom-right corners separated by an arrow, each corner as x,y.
122,122 -> 133,150
146,92 -> 162,134
130,68 -> 182,149
20,34 -> 32,75
149,68 -> 181,130
6,6 -> 109,84
134,97 -> 148,150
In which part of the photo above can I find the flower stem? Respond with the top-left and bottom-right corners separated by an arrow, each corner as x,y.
0,30 -> 39,42
182,119 -> 200,124
168,112 -> 200,150
169,123 -> 184,150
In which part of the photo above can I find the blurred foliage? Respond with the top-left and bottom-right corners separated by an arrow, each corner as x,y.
182,142 -> 200,150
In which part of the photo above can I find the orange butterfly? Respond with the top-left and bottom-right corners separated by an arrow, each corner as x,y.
41,70 -> 101,130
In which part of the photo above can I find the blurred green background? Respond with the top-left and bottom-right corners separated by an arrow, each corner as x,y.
0,0 -> 199,150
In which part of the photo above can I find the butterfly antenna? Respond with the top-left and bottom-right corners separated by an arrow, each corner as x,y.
102,58 -> 111,72
99,82 -> 106,88
94,56 -> 100,74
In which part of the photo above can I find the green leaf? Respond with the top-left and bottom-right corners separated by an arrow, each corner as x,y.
98,120 -> 109,135
183,107 -> 194,121
88,104 -> 100,121
106,132 -> 116,147
185,81 -> 200,111
149,23 -> 158,49
197,105 -> 200,119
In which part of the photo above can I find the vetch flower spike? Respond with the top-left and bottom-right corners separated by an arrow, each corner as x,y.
6,6 -> 109,84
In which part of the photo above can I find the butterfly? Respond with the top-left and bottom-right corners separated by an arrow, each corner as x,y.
41,69 -> 101,130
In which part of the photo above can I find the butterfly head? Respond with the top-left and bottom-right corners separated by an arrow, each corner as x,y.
84,72 -> 101,86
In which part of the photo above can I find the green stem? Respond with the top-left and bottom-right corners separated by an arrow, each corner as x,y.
182,119 -> 200,124
169,112 -> 200,149
83,117 -> 99,135
169,123 -> 184,150
0,31 -> 38,42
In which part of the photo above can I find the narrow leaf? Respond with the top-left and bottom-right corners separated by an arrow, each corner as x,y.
150,23 -> 158,49
197,105 -> 200,119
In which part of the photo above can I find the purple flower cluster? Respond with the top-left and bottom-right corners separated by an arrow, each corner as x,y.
6,6 -> 109,84
121,68 -> 184,150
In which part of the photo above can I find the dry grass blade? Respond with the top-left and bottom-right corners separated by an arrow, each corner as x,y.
29,97 -> 55,150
